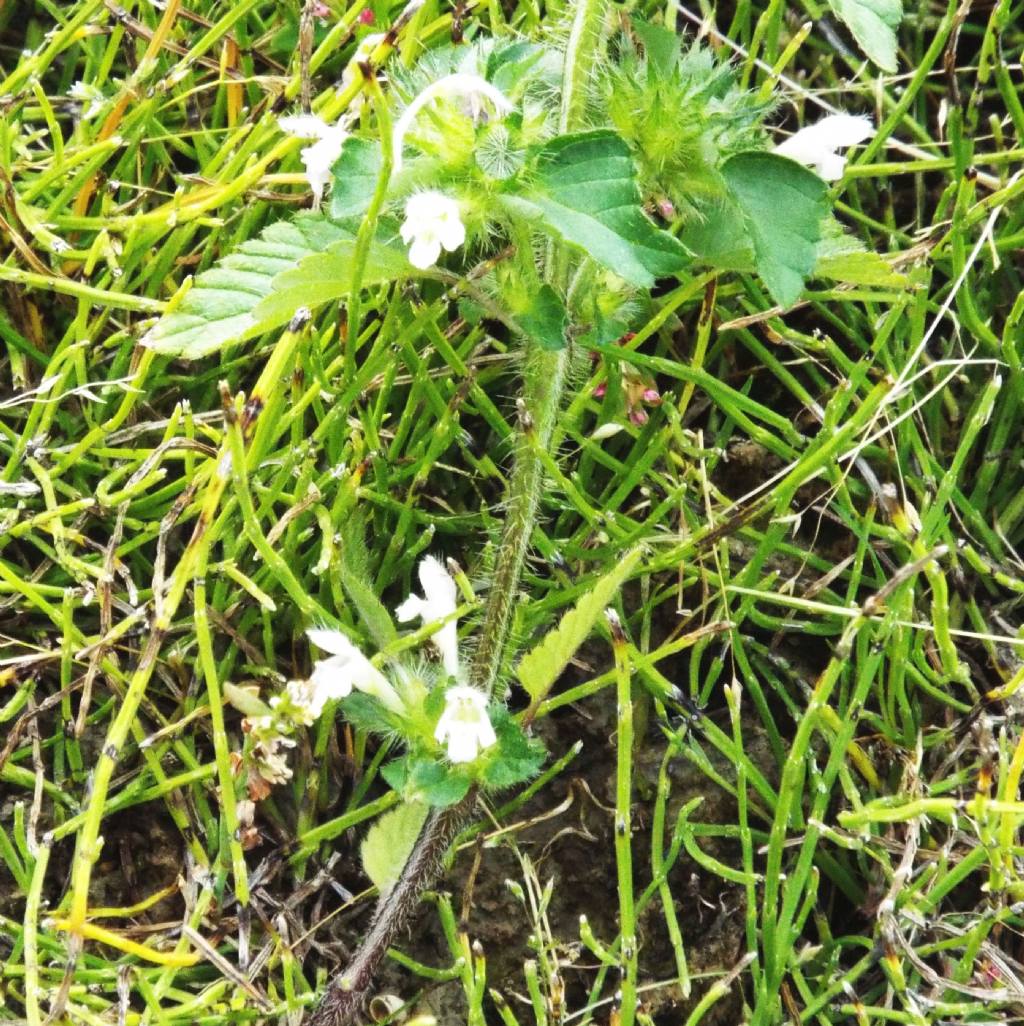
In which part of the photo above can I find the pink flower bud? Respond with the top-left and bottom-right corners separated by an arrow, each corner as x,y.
642,388 -> 661,404
593,383 -> 607,399
629,409 -> 648,426
358,7 -> 375,23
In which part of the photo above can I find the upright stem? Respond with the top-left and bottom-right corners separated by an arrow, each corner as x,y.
306,4 -> 607,1022
469,345 -> 570,694
610,614 -> 638,1026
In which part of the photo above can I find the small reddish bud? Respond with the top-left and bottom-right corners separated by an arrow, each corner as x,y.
594,383 -> 607,398
358,7 -> 375,23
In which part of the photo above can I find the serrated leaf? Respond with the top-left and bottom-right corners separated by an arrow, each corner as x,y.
142,215 -> 412,359
516,549 -> 642,703
722,152 -> 829,308
330,137 -> 384,220
828,0 -> 901,72
502,130 -> 689,288
381,755 -> 471,807
482,710 -> 546,790
361,801 -> 428,894
142,216 -> 352,359
411,758 -> 472,807
252,229 -> 413,327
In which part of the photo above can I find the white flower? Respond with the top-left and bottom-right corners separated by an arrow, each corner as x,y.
395,555 -> 460,674
307,628 -> 404,713
392,72 -> 512,172
434,686 -> 497,763
270,679 -> 321,726
279,114 -> 350,204
399,192 -> 466,270
773,114 -> 874,181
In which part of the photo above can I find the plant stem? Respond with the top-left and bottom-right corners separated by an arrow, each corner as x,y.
306,3 -> 608,1023
610,615 -> 638,1026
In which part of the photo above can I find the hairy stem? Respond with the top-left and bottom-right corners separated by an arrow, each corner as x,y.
306,4 -> 607,1022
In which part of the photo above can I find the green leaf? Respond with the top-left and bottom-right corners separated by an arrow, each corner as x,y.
816,250 -> 907,287
721,152 -> 829,308
516,549 -> 642,703
361,801 -> 429,894
482,710 -> 546,790
814,223 -> 907,287
330,137 -> 384,220
486,41 -> 547,95
382,755 -> 471,808
503,130 -> 689,288
142,215 -> 412,359
340,692 -> 399,735
381,756 -> 410,792
142,215 -> 351,359
679,197 -> 756,273
516,283 -> 569,351
252,227 -> 413,328
827,0 -> 902,72
412,758 -> 472,807
337,516 -> 397,650
631,19 -> 681,77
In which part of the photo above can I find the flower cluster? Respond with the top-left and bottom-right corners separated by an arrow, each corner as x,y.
279,72 -> 511,268
241,555 -> 500,796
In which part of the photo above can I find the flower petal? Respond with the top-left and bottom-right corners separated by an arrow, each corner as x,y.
306,627 -> 355,656
310,655 -> 355,700
418,555 -> 457,610
815,152 -> 848,181
438,215 -> 466,253
809,113 -> 875,148
408,235 -> 443,269
279,114 -> 332,139
445,731 -> 478,763
395,594 -> 426,623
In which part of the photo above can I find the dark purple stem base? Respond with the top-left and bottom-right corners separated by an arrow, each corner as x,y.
305,793 -> 475,1026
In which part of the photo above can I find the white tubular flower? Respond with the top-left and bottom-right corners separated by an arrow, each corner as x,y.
279,114 -> 350,204
773,114 -> 874,181
434,686 -> 497,763
399,192 -> 466,270
392,72 -> 512,172
395,555 -> 460,674
307,628 -> 404,713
